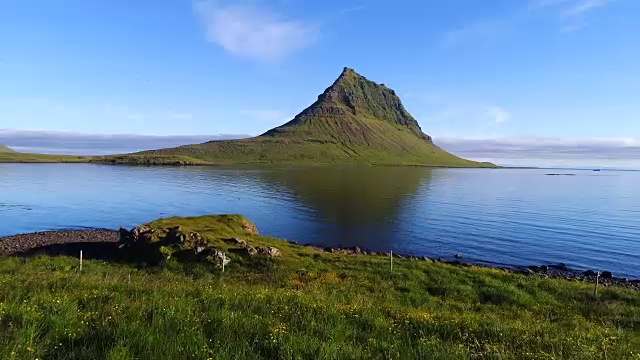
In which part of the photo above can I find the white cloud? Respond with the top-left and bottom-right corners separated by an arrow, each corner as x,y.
436,136 -> 640,168
441,19 -> 510,48
560,0 -> 611,31
531,0 -> 612,32
528,0 -> 571,10
443,0 -> 613,45
486,106 -> 510,124
194,1 -> 319,62
0,130 -> 249,155
563,0 -> 611,17
337,5 -> 367,16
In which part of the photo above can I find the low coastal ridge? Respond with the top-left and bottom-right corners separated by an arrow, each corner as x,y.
1,214 -> 636,289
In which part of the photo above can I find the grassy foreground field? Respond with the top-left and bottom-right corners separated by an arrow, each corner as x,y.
0,215 -> 638,359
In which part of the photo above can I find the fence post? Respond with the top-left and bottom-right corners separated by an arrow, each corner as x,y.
79,250 -> 83,272
390,250 -> 393,272
594,271 -> 600,297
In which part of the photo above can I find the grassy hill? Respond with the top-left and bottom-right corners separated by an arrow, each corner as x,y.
0,215 -> 637,359
126,68 -> 493,167
0,68 -> 493,167
0,144 -> 15,153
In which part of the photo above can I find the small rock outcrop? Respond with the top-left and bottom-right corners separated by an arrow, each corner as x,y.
206,249 -> 231,268
119,225 -> 156,246
256,246 -> 281,257
241,221 -> 259,235
225,238 -> 247,247
245,246 -> 258,256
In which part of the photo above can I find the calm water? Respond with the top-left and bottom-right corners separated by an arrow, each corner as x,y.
1,164 -> 638,277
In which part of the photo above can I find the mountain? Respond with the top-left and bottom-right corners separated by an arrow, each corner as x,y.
130,67 -> 490,166
0,144 -> 15,153
262,67 -> 433,144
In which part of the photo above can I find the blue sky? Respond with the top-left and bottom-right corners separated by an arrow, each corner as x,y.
1,0 -> 639,166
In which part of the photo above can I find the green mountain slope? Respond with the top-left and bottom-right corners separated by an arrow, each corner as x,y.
0,144 -> 15,153
133,68 -> 493,167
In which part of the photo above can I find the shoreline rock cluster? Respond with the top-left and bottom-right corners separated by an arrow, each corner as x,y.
316,246 -> 640,290
0,230 -> 637,290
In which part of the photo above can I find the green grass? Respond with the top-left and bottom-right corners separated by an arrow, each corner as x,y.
0,215 -> 638,359
0,152 -> 90,163
0,152 -> 208,165
0,144 -> 15,153
0,138 -> 493,167
134,136 -> 493,167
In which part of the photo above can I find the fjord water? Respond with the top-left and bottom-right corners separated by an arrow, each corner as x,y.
1,164 -> 638,277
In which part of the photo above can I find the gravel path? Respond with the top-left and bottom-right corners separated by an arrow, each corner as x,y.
0,230 -> 119,255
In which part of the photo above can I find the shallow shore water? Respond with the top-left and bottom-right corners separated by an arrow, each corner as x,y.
2,164 -> 639,278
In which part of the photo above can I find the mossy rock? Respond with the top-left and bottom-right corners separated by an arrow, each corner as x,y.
119,215 -> 263,265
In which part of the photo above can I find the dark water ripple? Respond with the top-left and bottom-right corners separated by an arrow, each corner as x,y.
0,164 -> 638,278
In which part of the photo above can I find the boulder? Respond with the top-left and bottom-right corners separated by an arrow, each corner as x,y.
119,227 -> 130,242
583,270 -> 597,277
550,263 -> 569,271
167,226 -> 185,243
454,253 -> 463,259
118,225 -> 155,247
225,238 -> 247,247
601,271 -> 613,279
131,225 -> 155,242
207,249 -> 230,268
241,220 -> 259,235
188,232 -> 206,247
343,246 -> 362,255
519,269 -> 535,275
257,246 -> 281,257
540,265 -> 549,272
245,246 -> 258,256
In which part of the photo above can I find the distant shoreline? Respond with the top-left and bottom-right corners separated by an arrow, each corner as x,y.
0,152 -> 498,168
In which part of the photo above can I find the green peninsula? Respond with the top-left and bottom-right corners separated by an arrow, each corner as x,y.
0,69 -> 494,167
0,144 -> 15,153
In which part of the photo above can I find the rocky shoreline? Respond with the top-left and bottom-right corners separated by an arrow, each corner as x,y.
319,246 -> 640,290
0,230 -> 120,255
0,229 -> 638,290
